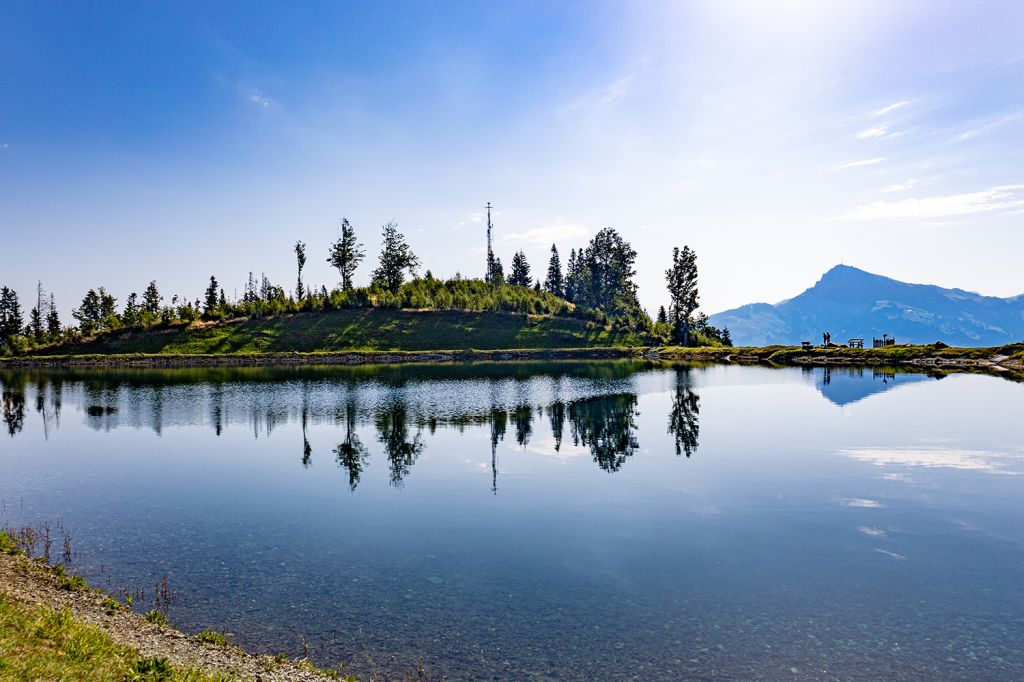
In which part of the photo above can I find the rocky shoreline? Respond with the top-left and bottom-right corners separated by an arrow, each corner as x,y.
0,547 -> 333,681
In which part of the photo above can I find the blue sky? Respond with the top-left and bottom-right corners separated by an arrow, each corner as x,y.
2,0 -> 1023,317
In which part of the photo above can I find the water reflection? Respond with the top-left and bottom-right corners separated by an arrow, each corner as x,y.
3,363 -> 1023,680
668,367 -> 700,458
0,363 -> 960,481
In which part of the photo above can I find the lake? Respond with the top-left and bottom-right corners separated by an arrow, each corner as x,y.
2,362 -> 1022,680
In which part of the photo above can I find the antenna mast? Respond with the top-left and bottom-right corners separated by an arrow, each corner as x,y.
485,202 -> 494,280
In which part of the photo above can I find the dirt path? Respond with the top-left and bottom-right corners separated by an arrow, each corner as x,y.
0,550 -> 333,681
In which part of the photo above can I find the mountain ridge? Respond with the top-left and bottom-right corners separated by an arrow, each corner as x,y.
709,265 -> 1024,347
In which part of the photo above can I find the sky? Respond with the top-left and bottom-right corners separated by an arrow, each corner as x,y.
2,0 -> 1023,318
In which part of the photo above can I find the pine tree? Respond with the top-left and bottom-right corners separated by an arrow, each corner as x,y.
544,244 -> 563,297
142,281 -> 162,315
371,221 -> 420,293
204,276 -> 220,314
294,240 -> 307,300
722,326 -> 732,347
327,218 -> 365,290
0,287 -> 24,341
122,293 -> 140,327
665,245 -> 699,346
564,249 -> 578,303
507,250 -> 532,287
46,293 -> 61,338
657,305 -> 667,324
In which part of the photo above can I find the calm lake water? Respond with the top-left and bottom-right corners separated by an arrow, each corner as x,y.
2,362 -> 1023,680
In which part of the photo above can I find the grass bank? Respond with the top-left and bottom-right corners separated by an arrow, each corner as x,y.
31,308 -> 651,356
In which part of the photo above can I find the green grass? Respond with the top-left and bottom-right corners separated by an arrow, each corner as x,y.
34,308 -> 653,356
196,629 -> 228,646
144,610 -> 169,626
0,595 -> 235,681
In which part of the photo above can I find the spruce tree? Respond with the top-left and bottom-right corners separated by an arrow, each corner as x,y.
204,276 -> 220,314
657,305 -> 667,324
143,281 -> 162,315
507,250 -> 532,287
371,221 -> 420,293
294,240 -> 307,299
665,245 -> 699,346
544,244 -> 563,297
46,293 -> 61,338
1,287 -> 25,346
327,218 -> 365,290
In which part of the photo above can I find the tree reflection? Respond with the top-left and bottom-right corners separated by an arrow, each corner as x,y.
568,393 -> 639,473
2,382 -> 26,437
334,400 -> 369,491
375,401 -> 424,487
489,408 -> 507,494
547,401 -> 565,452
511,405 -> 533,448
668,368 -> 700,458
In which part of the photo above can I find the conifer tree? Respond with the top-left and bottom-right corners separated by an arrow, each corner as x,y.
46,293 -> 61,338
327,218 -> 365,290
204,276 -> 220,314
666,245 -> 699,346
371,221 -> 420,293
545,244 -> 563,297
657,305 -> 667,324
142,281 -> 162,315
294,241 -> 307,299
507,250 -> 532,287
1,287 -> 25,345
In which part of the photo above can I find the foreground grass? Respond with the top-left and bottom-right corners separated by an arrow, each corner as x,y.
0,595 -> 234,682
33,309 -> 652,356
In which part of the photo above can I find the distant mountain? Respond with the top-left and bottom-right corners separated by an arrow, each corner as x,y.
709,265 -> 1024,347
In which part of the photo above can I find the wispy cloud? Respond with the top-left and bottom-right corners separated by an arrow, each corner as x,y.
561,75 -> 634,113
858,125 -> 889,139
836,185 -> 1024,221
502,223 -> 588,245
882,180 -> 918,193
247,87 -> 273,108
873,101 -> 908,116
956,113 -> 1021,141
832,157 -> 887,171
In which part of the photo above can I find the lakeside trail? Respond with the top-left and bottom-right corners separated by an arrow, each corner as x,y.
0,549 -> 334,681
2,344 -> 1022,379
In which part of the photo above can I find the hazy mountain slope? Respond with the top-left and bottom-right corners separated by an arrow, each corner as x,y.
709,265 -> 1024,347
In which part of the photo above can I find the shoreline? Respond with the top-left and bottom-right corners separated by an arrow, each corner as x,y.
0,343 -> 1021,378
0,541 -> 334,681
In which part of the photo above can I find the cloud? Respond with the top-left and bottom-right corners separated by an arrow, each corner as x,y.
831,157 -> 887,171
247,87 -> 273,108
858,125 -> 889,139
845,498 -> 883,508
881,180 -> 918,193
956,113 -> 1020,141
836,185 -> 1024,221
841,447 -> 1022,474
501,223 -> 588,245
873,101 -> 908,116
561,75 -> 634,113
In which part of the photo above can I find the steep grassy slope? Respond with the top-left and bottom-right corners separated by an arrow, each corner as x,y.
37,309 -> 651,355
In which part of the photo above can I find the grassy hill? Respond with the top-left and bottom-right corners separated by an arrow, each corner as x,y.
34,309 -> 652,355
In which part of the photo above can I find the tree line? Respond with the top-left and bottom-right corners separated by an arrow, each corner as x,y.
0,218 -> 729,354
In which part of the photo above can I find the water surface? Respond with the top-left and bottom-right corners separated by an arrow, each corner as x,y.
2,362 -> 1022,680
